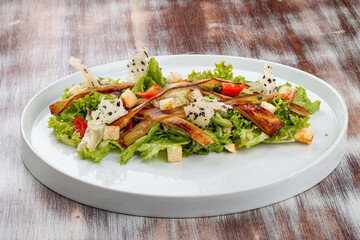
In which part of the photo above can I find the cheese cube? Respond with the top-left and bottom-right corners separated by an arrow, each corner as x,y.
166,72 -> 183,83
260,101 -> 277,113
159,98 -> 174,111
167,146 -> 183,163
121,89 -> 139,108
294,127 -> 313,144
103,126 -> 120,140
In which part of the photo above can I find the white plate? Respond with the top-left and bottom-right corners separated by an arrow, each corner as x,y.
21,55 -> 348,217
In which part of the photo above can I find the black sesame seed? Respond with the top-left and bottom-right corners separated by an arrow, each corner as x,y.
264,83 -> 267,87
84,68 -> 88,73
132,59 -> 135,62
141,68 -> 144,71
273,78 -> 276,81
186,114 -> 189,118
96,117 -> 100,120
132,62 -> 135,66
103,105 -> 107,109
263,75 -> 265,79
268,65 -> 270,68
194,99 -> 197,102
144,51 -> 148,57
137,69 -> 139,72
268,78 -> 272,83
108,112 -> 112,116
257,96 -> 262,100
199,107 -> 205,110
131,70 -> 134,73
127,64 -> 129,68
189,112 -> 193,115
194,113 -> 199,120
141,61 -> 145,65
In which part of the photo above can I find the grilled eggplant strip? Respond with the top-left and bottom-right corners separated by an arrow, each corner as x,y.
289,103 -> 310,116
122,119 -> 158,146
122,107 -> 186,146
160,117 -> 215,146
233,104 -> 285,137
49,82 -> 136,115
196,87 -> 284,136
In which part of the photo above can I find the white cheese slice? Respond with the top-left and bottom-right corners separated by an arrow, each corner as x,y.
68,57 -> 100,88
126,48 -> 149,82
90,98 -> 128,125
184,97 -> 232,128
249,64 -> 277,95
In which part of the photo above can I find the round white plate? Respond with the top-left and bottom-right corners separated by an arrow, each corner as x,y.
21,55 -> 348,217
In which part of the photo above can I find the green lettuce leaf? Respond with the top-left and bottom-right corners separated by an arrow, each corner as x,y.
268,96 -> 310,142
132,57 -> 167,94
119,123 -> 161,165
78,140 -> 123,163
293,86 -> 321,114
188,61 -> 246,83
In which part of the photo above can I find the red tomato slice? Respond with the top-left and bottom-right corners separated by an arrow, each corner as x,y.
73,117 -> 87,139
221,82 -> 245,96
287,92 -> 295,102
136,84 -> 163,98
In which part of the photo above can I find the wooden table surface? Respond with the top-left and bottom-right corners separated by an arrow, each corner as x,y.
2,0 -> 360,239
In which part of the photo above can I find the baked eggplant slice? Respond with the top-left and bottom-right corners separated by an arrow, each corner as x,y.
49,82 -> 136,115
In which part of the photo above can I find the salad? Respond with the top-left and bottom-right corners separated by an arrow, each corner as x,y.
48,50 -> 320,165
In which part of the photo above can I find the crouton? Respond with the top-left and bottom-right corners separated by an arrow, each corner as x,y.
260,101 -> 277,113
159,98 -> 174,111
167,146 -> 183,163
121,89 -> 138,108
294,127 -> 313,144
166,72 -> 183,83
103,126 -> 120,140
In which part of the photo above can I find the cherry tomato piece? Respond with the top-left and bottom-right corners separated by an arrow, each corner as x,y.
287,92 -> 295,102
136,84 -> 163,99
73,117 -> 87,139
221,82 -> 245,96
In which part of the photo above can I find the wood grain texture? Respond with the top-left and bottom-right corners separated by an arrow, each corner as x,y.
1,0 -> 360,239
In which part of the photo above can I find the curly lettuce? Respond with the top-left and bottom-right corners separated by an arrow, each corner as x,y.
188,61 -> 246,83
